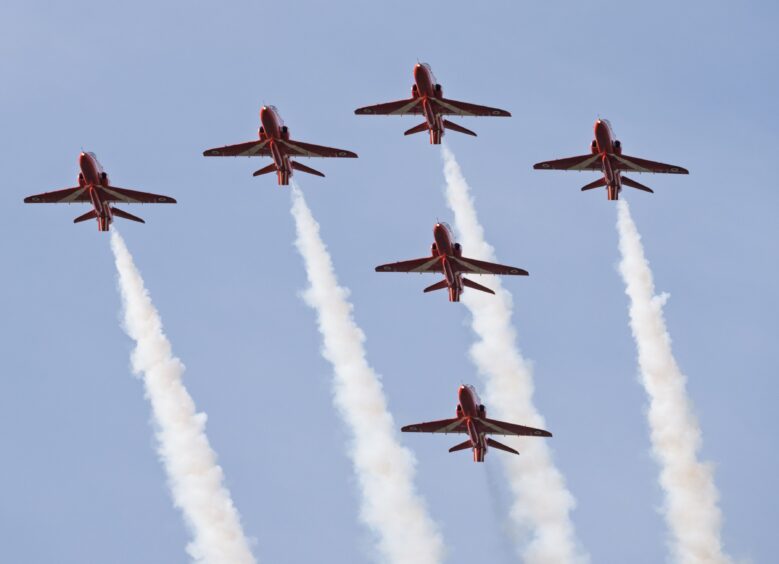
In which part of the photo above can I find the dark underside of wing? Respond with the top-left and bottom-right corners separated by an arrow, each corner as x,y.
453,256 -> 528,276
401,418 -> 467,434
375,256 -> 442,273
477,417 -> 552,437
355,98 -> 423,116
534,154 -> 603,171
100,186 -> 176,204
432,98 -> 511,117
24,187 -> 89,203
612,154 -> 689,174
280,139 -> 358,158
203,139 -> 271,157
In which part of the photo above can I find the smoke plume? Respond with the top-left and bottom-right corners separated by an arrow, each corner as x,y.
289,185 -> 444,564
441,145 -> 587,564
111,231 -> 256,564
616,200 -> 730,564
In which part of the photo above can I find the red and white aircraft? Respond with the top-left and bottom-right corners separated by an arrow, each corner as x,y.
402,385 -> 552,462
24,152 -> 176,232
375,222 -> 527,302
533,118 -> 689,200
354,63 -> 511,144
203,105 -> 358,185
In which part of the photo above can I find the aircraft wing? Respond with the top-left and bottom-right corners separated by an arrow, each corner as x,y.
478,418 -> 552,437
402,418 -> 467,434
100,186 -> 177,204
453,256 -> 528,276
203,139 -> 271,157
533,154 -> 603,171
375,256 -> 442,273
613,154 -> 689,174
280,140 -> 358,158
433,98 -> 511,117
24,187 -> 89,203
354,98 -> 424,116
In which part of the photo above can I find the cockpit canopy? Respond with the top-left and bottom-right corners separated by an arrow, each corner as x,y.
420,62 -> 437,83
465,384 -> 481,405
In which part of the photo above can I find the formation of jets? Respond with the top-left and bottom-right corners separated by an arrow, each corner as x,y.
23,62 -> 689,462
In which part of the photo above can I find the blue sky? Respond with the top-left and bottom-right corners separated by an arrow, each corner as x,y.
1,1 -> 777,562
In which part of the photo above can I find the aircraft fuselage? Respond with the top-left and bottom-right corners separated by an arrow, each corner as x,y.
79,152 -> 112,231
259,106 -> 292,184
432,222 -> 464,302
413,64 -> 445,144
457,385 -> 488,462
593,119 -> 622,200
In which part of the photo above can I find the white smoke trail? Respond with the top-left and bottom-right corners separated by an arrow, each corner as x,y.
441,145 -> 587,564
616,200 -> 730,564
289,185 -> 444,564
110,231 -> 256,564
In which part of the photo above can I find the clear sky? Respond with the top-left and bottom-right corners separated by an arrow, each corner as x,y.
1,1 -> 777,562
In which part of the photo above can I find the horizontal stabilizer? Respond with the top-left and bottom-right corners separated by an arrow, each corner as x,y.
462,277 -> 495,295
423,279 -> 449,293
581,177 -> 607,191
621,175 -> 654,193
111,207 -> 145,224
73,210 -> 97,224
291,160 -> 325,177
252,163 -> 277,177
448,440 -> 472,453
486,438 -> 519,455
404,122 -> 429,136
443,120 -> 477,137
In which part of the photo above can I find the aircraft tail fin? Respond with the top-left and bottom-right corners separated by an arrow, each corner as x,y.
462,277 -> 495,295
448,440 -> 472,453
581,177 -> 607,191
487,438 -> 519,455
252,163 -> 277,177
423,279 -> 449,293
291,160 -> 325,178
443,119 -> 477,137
73,210 -> 97,224
621,175 -> 654,193
111,207 -> 145,224
404,122 -> 429,136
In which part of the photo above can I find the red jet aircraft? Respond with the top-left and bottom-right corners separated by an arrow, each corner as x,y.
402,385 -> 552,462
533,118 -> 689,200
375,222 -> 527,302
24,152 -> 176,232
354,63 -> 511,144
203,105 -> 358,185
